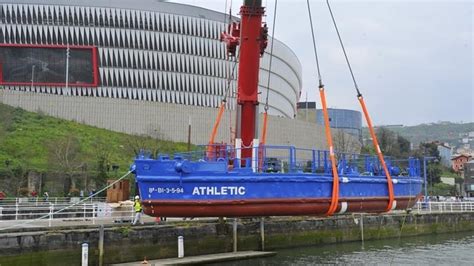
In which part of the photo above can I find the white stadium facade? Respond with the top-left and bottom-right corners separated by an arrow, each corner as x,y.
0,0 -> 348,150
0,0 -> 301,117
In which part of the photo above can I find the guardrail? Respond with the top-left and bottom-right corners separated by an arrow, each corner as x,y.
0,200 -> 136,228
414,201 -> 474,213
3,199 -> 474,229
0,197 -> 108,205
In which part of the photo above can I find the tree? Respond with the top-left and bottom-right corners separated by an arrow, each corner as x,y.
46,135 -> 84,195
124,127 -> 167,157
370,127 -> 412,158
0,164 -> 28,196
397,134 -> 411,157
377,127 -> 400,156
411,142 -> 442,187
332,130 -> 360,154
91,137 -> 113,193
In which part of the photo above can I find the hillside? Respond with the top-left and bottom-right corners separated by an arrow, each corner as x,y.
364,122 -> 474,148
0,103 -> 190,195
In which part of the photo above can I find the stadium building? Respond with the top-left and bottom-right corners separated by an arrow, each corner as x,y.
0,0 -> 301,118
0,0 -> 353,149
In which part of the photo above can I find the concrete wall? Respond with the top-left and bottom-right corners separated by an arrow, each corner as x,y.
1,212 -> 474,264
0,89 -> 335,151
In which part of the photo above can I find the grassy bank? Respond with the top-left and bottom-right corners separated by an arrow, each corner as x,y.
0,103 -> 189,196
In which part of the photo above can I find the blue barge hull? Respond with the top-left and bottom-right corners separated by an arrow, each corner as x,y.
132,146 -> 423,217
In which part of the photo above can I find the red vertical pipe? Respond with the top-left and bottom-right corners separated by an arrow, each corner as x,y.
92,47 -> 99,87
237,0 -> 264,160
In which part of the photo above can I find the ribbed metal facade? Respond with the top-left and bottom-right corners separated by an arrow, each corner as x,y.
316,108 -> 362,140
0,0 -> 302,118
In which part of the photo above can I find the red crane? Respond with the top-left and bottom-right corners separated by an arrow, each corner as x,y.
221,0 -> 268,167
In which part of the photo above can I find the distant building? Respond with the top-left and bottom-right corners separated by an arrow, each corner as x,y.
437,143 -> 453,168
451,154 -> 472,173
440,177 -> 455,186
464,160 -> 474,197
316,108 -> 362,141
296,101 -> 316,123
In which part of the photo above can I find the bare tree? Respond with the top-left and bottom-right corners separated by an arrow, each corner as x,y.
332,130 -> 361,154
46,135 -> 83,195
125,127 -> 168,157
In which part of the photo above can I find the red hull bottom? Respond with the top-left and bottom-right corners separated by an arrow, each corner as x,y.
142,195 -> 421,217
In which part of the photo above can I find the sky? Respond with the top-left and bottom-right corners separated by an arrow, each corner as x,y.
172,0 -> 473,126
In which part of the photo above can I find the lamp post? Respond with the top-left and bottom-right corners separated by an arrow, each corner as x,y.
65,45 -> 70,95
31,65 -> 36,87
423,156 -> 437,202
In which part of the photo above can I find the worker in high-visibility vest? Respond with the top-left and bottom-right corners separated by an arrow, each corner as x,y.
132,195 -> 144,225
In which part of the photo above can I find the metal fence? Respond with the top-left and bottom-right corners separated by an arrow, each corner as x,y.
0,197 -> 108,206
3,198 -> 474,230
0,197 -> 137,229
413,201 -> 474,213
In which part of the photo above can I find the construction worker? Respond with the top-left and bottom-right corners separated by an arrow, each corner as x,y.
132,195 -> 144,225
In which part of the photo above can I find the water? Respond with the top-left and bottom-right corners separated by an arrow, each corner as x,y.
217,231 -> 474,265
3,231 -> 474,265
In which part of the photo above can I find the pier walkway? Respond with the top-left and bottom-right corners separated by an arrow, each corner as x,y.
1,200 -> 474,232
113,251 -> 277,266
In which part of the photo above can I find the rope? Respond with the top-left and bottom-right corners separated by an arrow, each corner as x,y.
306,0 -> 323,87
306,0 -> 339,216
325,0 -> 394,212
208,102 -> 226,146
0,171 -> 133,231
326,0 -> 360,96
206,60 -> 238,154
261,0 -> 278,146
263,0 -> 278,112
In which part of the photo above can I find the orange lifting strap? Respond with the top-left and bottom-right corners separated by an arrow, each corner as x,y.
261,111 -> 269,145
319,87 -> 340,216
258,111 -> 269,171
358,95 -> 395,212
207,102 -> 226,155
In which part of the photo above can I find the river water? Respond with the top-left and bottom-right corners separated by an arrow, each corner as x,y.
217,231 -> 474,265
3,231 -> 473,265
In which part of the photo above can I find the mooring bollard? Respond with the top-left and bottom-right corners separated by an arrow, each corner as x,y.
81,243 -> 89,266
233,218 -> 238,252
98,225 -> 104,266
178,236 -> 184,258
260,217 -> 265,251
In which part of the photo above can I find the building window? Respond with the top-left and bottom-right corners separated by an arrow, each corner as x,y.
0,44 -> 98,87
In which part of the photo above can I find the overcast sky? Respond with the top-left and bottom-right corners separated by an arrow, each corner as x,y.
172,0 -> 472,126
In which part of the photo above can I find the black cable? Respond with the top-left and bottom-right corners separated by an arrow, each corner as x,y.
326,0 -> 361,97
264,0 -> 278,111
306,0 -> 323,88
223,59 -> 238,102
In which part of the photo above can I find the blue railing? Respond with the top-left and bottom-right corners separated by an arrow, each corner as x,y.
141,144 -> 421,178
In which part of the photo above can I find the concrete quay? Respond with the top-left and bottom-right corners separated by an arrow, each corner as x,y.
1,212 -> 474,265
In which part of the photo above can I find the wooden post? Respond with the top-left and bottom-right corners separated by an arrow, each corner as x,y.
98,225 -> 104,266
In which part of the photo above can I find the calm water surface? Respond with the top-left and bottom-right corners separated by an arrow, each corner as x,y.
3,231 -> 474,265
217,231 -> 474,265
